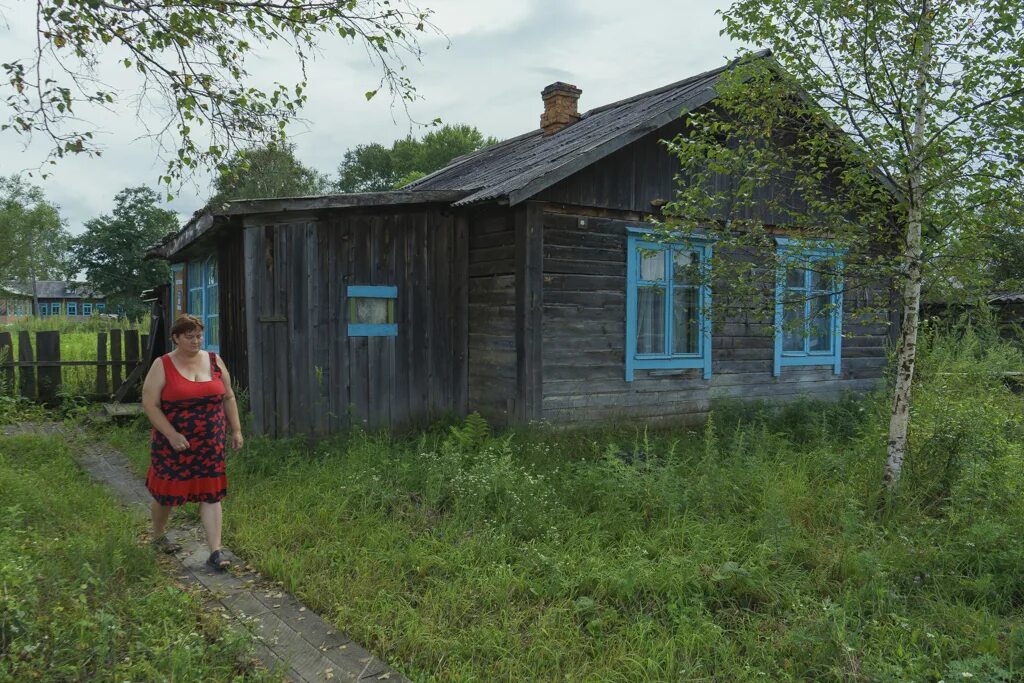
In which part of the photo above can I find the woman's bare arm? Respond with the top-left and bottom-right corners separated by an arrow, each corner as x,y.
215,355 -> 244,448
141,359 -> 178,440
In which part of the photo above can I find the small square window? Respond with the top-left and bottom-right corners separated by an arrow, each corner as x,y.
347,286 -> 398,337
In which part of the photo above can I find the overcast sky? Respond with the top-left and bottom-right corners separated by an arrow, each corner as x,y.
1,0 -> 743,234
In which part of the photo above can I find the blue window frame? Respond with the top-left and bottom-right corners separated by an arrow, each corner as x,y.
177,258 -> 219,352
204,256 -> 220,352
96,303 -> 106,313
51,302 -> 61,316
773,238 -> 844,376
83,303 -> 93,315
67,302 -> 78,316
347,285 -> 398,337
626,228 -> 712,381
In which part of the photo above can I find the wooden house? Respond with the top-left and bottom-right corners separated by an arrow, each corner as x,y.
147,53 -> 893,437
0,281 -> 106,322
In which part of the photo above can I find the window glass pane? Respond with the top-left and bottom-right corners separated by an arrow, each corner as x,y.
206,259 -> 218,287
636,286 -> 666,354
188,290 -> 203,316
207,316 -> 220,348
207,285 -> 219,315
672,287 -> 699,354
809,266 -> 833,292
809,295 -> 832,351
351,298 -> 392,324
638,247 -> 665,281
672,249 -> 700,285
782,301 -> 805,352
785,266 -> 806,289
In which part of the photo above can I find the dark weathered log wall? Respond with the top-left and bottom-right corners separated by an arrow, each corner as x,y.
243,206 -> 468,437
466,209 -> 517,423
537,116 -> 808,223
218,224 -> 249,389
540,211 -> 889,425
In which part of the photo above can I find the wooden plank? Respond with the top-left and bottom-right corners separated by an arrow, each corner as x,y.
391,215 -> 411,427
36,331 -> 60,406
96,332 -> 108,396
274,224 -> 291,436
453,214 -> 470,415
515,201 -> 544,422
0,332 -> 13,395
110,329 -> 123,391
124,329 -> 140,378
242,227 -> 264,434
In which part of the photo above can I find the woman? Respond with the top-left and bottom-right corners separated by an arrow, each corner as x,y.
141,314 -> 244,571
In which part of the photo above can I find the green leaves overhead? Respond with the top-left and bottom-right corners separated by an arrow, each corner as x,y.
3,1 -> 437,186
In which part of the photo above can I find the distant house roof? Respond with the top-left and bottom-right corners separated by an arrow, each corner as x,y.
990,293 -> 1024,304
0,281 -> 102,299
150,51 -> 772,259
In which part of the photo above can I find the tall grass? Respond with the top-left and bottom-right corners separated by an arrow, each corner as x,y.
108,322 -> 1024,682
0,431 -> 279,681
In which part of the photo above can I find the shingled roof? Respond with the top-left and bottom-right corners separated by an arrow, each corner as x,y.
404,50 -> 771,206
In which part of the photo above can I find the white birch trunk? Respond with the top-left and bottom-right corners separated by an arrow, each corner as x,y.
884,1 -> 932,490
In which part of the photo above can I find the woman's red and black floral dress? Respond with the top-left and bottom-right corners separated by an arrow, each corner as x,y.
146,352 -> 228,506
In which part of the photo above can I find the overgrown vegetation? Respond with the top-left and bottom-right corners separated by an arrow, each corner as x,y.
104,322 -> 1024,681
0,431 -> 278,681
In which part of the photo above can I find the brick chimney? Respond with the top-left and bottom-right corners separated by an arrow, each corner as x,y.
540,82 -> 582,135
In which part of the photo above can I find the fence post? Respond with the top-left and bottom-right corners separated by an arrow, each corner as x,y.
140,333 -> 149,360
18,331 -> 34,399
124,329 -> 140,378
96,332 -> 108,396
0,332 -> 13,395
110,329 -> 123,391
37,331 -> 61,406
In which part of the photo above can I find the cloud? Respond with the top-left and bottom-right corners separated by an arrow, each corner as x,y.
0,0 -> 740,233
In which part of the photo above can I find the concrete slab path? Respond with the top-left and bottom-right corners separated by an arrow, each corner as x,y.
3,422 -> 409,683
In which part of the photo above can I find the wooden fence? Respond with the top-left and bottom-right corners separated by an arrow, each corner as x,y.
0,329 -> 149,404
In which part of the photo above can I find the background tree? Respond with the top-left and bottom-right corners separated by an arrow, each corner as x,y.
2,1 -> 435,188
335,124 -> 498,192
0,175 -> 71,286
208,143 -> 329,207
74,187 -> 179,318
659,1 -> 1024,491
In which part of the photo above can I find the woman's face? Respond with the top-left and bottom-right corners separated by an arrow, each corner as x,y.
173,328 -> 204,353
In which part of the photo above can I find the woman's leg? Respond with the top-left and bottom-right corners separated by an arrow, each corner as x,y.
199,501 -> 223,552
151,500 -> 173,537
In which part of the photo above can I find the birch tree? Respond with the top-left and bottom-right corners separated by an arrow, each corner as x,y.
660,0 -> 1024,490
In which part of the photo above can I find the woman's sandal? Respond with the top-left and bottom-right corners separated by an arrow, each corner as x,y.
151,534 -> 182,554
206,549 -> 232,572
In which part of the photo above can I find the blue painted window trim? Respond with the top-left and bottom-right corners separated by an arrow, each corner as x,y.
773,238 -> 844,377
625,227 -> 712,381
347,285 -> 398,337
204,255 -> 220,353
96,303 -> 106,313
67,302 -> 78,316
51,302 -> 61,316
83,303 -> 93,315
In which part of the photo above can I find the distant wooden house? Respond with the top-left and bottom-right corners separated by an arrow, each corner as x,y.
0,281 -> 106,322
147,52 -> 893,437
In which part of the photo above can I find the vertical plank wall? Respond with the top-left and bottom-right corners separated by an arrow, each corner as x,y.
218,226 -> 249,389
243,206 -> 468,437
540,211 -> 890,424
466,209 -> 517,423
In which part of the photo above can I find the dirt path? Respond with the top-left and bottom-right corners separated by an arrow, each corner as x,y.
5,422 -> 408,683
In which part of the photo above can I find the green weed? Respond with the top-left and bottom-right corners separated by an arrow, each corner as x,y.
102,322 -> 1024,682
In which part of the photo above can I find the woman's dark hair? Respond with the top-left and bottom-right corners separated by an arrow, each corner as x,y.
170,314 -> 204,338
